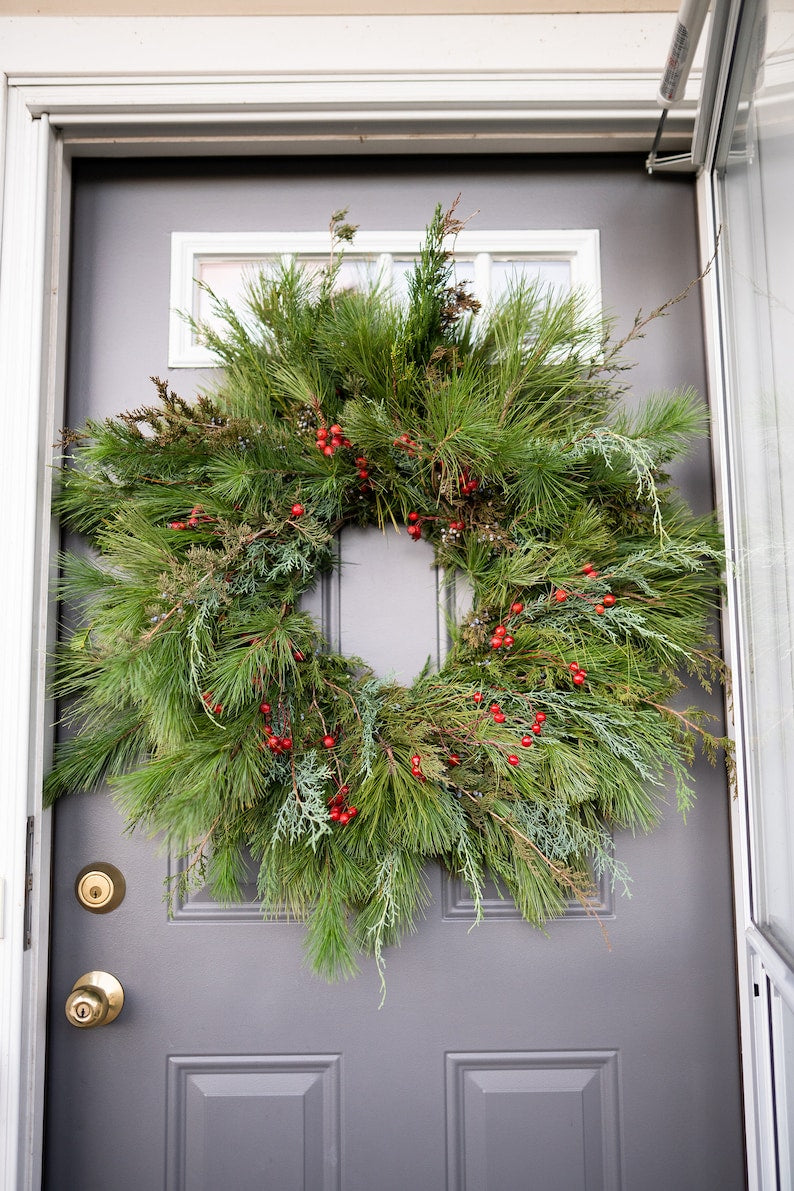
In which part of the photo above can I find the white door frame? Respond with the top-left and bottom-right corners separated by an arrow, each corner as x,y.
0,16 -> 701,1189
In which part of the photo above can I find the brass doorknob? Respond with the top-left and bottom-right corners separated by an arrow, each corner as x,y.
65,971 -> 124,1029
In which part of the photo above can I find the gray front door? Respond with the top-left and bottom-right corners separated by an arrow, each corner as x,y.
44,157 -> 745,1191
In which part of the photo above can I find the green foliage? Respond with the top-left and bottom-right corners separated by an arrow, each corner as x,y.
47,201 -> 729,987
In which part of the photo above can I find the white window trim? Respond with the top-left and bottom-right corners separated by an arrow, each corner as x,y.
169,228 -> 601,368
0,16 -> 700,1191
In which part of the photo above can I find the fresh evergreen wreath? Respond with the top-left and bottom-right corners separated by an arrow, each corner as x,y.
47,202 -> 728,985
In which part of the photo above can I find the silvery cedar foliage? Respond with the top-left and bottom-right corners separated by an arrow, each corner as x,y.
47,202 -> 729,989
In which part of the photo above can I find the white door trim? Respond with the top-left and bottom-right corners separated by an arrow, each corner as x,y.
0,17 -> 696,1189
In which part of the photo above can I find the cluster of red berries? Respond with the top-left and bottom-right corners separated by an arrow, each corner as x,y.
202,691 -> 223,714
569,662 -> 587,686
554,563 -> 618,615
488,601 -> 525,649
256,703 -> 293,752
169,505 -> 214,531
458,468 -> 480,496
490,624 -> 515,650
354,457 -> 371,491
448,519 -> 465,532
487,700 -> 505,723
328,787 -> 358,826
264,732 -> 293,754
410,753 -> 427,782
407,512 -> 423,541
393,431 -> 419,456
315,424 -> 352,457
484,702 -> 520,764
521,710 -> 546,746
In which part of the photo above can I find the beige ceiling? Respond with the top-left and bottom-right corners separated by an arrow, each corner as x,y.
3,0 -> 679,14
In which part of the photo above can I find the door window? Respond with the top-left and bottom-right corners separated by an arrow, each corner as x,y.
167,229 -> 601,369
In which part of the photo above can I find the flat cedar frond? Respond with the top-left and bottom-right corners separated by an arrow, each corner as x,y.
47,202 -> 730,992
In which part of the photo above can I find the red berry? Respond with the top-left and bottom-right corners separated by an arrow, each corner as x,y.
603,593 -> 616,606
535,712 -> 546,723
322,445 -> 334,457
259,702 -> 271,715
411,755 -> 421,766
358,470 -> 369,480
291,503 -> 305,517
493,712 -> 506,724
490,636 -> 503,649
507,754 -> 520,766
489,703 -> 501,713
330,424 -> 342,436
448,754 -> 461,767
582,562 -> 594,573
342,439 -> 352,449
472,692 -> 484,703
170,521 -> 186,531
292,649 -> 305,662
408,512 -> 420,522
334,794 -> 344,806
339,812 -> 350,825
187,517 -> 199,528
578,669 -> 587,678
554,590 -> 568,602
411,765 -> 423,777
322,735 -> 336,749
280,737 -> 292,750
502,635 -> 514,647
510,602 -> 524,614
531,723 -> 542,734
213,704 -> 223,715
400,433 -> 411,443
316,428 -> 328,440
339,785 -> 350,796
356,457 -> 368,466
494,625 -> 506,637
573,674 -> 585,685
595,604 -> 605,615
330,808 -> 341,821
521,735 -> 533,747
268,735 -> 280,750
348,806 -> 358,817
569,663 -> 580,673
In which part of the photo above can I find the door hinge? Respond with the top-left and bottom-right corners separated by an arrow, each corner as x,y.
23,816 -> 34,951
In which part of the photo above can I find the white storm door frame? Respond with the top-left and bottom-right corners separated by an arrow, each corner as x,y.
0,25 -> 697,1191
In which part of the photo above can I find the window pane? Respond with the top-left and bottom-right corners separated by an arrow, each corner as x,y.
720,3 -> 794,957
489,258 -> 570,302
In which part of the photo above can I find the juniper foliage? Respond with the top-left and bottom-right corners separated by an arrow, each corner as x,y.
47,201 -> 729,984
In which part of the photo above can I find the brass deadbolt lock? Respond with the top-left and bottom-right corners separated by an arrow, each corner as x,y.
65,971 -> 125,1029
74,862 -> 126,913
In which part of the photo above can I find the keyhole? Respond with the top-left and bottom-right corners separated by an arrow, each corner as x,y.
76,1003 -> 89,1019
90,886 -> 101,899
